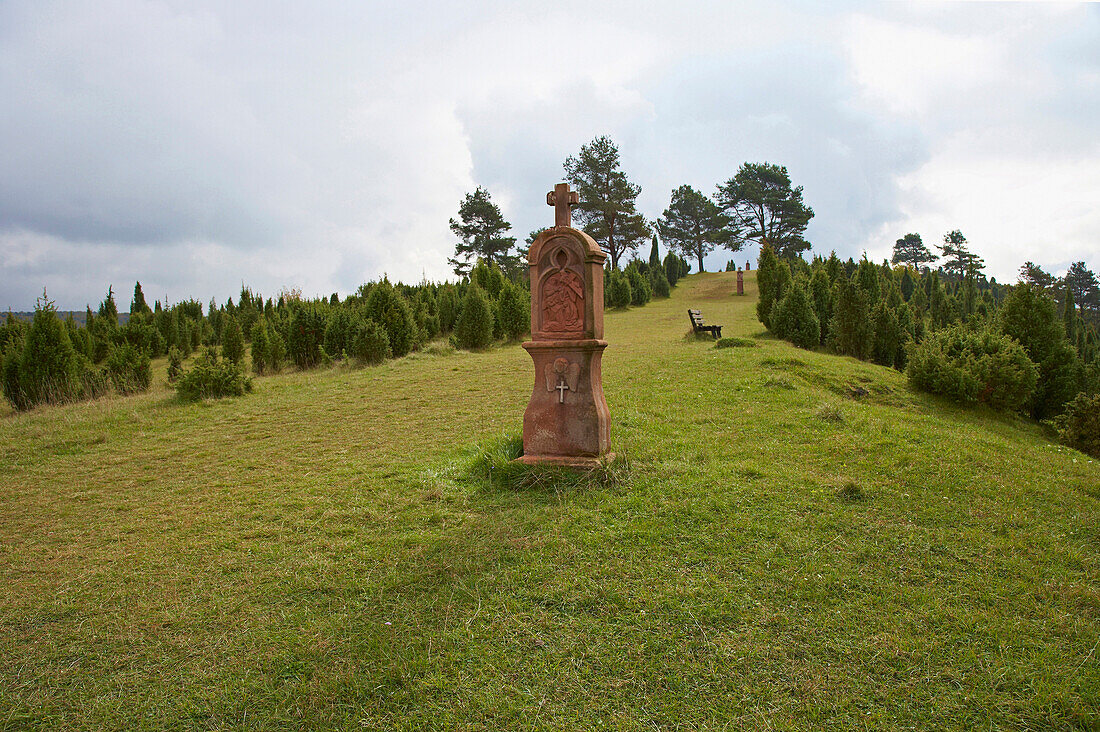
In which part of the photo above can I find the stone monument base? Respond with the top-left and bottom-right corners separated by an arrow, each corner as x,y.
517,338 -> 611,466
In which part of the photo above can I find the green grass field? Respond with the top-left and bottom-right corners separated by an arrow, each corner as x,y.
2,272 -> 1098,730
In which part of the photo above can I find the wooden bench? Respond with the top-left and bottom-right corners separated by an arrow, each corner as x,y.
688,309 -> 722,339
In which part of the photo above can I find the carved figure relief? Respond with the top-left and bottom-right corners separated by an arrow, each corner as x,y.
541,250 -> 584,333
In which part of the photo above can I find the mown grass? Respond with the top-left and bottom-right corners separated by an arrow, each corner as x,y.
1,271 -> 1098,730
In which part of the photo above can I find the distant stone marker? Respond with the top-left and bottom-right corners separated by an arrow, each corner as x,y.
737,268 -> 744,295
517,183 -> 612,467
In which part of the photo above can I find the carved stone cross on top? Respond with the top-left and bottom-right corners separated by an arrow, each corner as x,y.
547,182 -> 579,228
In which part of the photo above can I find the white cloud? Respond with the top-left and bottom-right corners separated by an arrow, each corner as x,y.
882,140 -> 1100,280
844,14 -> 1004,117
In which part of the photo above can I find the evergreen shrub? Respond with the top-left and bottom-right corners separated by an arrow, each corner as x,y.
906,326 -> 1038,413
663,252 -> 682,287
771,281 -> 820,349
221,315 -> 244,364
381,296 -> 419,357
756,244 -> 779,327
650,267 -> 671,299
607,270 -> 632,309
250,318 -> 270,374
176,347 -> 253,402
268,328 -> 286,373
809,267 -> 833,345
496,284 -> 530,342
627,268 -> 651,306
365,282 -> 419,357
76,355 -> 109,400
104,343 -> 151,395
6,297 -> 80,410
323,309 -> 354,359
436,285 -> 460,333
288,304 -> 327,368
167,346 -> 184,383
1050,392 -> 1100,458
1,342 -> 27,411
452,286 -> 494,350
351,318 -> 391,365
870,301 -> 903,368
997,284 -> 1083,419
414,298 -> 439,343
828,277 -> 873,360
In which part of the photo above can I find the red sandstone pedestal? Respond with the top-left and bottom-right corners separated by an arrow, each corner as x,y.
517,339 -> 611,466
516,183 -> 613,468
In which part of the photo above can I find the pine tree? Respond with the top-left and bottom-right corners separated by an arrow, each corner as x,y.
715,162 -> 813,259
448,187 -> 517,276
565,135 -> 651,269
657,184 -> 735,273
891,233 -> 936,269
939,230 -> 985,279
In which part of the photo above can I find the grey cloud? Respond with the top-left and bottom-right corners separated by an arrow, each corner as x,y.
0,0 -> 1096,306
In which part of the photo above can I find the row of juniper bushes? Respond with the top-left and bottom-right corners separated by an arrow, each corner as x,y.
755,244 -> 1100,457
1,247 -> 689,412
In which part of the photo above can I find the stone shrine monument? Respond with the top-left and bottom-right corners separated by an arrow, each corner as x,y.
736,268 -> 744,295
517,183 -> 612,466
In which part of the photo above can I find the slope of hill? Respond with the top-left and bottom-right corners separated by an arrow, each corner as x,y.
1,272 -> 1097,729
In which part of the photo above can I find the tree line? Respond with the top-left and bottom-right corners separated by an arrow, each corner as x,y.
447,135 -> 812,276
756,240 -> 1100,455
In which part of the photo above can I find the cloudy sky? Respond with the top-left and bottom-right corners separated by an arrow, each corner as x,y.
1,1 -> 1097,310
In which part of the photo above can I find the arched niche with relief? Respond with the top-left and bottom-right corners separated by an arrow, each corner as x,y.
527,227 -> 605,343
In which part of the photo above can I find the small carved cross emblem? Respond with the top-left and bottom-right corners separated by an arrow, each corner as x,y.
546,182 -> 579,228
555,379 -> 569,403
544,357 -> 580,404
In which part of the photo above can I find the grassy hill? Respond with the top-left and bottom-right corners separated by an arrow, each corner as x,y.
1,272 -> 1097,730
